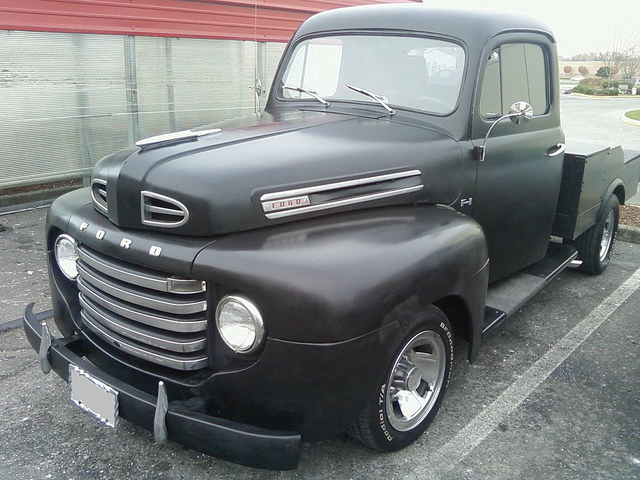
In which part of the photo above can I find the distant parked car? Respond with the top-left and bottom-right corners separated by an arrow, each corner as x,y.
571,75 -> 585,82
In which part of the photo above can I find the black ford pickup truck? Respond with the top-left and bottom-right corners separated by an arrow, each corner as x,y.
24,4 -> 640,470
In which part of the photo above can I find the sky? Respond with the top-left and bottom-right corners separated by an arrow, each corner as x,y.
423,0 -> 638,57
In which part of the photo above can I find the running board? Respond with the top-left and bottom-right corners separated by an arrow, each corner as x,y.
482,242 -> 578,337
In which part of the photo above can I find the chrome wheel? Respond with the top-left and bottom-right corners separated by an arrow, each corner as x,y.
570,194 -> 618,275
599,208 -> 615,262
386,330 -> 447,432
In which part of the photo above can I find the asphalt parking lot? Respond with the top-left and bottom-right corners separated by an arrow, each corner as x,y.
1,204 -> 639,480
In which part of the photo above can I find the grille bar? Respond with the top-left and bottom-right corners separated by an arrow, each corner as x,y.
75,245 -> 209,371
77,279 -> 207,333
81,312 -> 209,370
80,296 -> 207,353
77,263 -> 207,315
77,245 -> 205,294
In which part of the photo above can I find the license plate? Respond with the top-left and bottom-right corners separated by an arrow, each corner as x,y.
69,365 -> 119,428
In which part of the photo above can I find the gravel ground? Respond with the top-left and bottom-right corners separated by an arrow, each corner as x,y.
620,204 -> 640,228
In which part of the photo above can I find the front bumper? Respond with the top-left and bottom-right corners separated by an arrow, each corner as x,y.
23,303 -> 301,470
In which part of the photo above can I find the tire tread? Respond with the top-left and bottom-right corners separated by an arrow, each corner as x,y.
571,195 -> 618,275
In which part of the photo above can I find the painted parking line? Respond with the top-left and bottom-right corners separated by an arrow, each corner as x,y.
413,267 -> 640,478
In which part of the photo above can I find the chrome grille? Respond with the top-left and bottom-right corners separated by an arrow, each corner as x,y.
76,244 -> 209,371
91,179 -> 108,215
141,191 -> 189,228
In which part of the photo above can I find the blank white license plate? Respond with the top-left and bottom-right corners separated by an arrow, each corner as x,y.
69,365 -> 119,428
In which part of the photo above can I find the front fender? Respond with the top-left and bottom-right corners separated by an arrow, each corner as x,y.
193,204 -> 488,345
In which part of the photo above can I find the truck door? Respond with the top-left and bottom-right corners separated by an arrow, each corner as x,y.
471,40 -> 565,283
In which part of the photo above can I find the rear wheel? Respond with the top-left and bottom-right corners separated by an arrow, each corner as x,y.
570,195 -> 619,275
348,306 -> 453,451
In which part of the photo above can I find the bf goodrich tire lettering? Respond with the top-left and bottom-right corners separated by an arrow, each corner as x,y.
347,306 -> 453,451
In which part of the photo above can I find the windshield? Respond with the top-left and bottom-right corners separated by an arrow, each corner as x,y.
278,35 -> 465,115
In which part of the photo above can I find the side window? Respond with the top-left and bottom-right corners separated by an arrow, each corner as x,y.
479,50 -> 501,117
479,43 -> 549,118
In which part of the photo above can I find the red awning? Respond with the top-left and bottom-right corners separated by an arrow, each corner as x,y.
0,0 -> 419,43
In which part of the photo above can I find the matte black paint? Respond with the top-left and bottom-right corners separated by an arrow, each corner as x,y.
553,144 -> 640,240
24,4 -> 638,469
92,111 -> 464,237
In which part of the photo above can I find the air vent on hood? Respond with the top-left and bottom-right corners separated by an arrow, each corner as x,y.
91,179 -> 108,216
141,191 -> 189,228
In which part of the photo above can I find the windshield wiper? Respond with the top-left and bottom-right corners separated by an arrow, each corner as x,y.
283,85 -> 330,107
346,84 -> 396,116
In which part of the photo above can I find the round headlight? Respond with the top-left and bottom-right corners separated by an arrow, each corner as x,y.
215,295 -> 265,354
54,234 -> 79,281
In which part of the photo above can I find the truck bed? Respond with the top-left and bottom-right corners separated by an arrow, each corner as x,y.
552,143 -> 640,240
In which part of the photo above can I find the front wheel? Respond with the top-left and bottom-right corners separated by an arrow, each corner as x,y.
570,194 -> 619,275
348,306 -> 453,451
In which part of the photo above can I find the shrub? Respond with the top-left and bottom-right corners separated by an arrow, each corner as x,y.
564,65 -> 572,73
580,77 -> 603,88
613,80 -> 633,90
573,84 -> 594,95
600,88 -> 619,96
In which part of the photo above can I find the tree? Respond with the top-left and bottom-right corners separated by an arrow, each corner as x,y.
620,42 -> 640,80
600,32 -> 639,86
596,66 -> 611,78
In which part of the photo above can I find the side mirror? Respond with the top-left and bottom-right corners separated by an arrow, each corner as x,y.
508,101 -> 534,125
475,101 -> 533,161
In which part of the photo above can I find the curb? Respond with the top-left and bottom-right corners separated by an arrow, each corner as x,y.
0,185 -> 80,211
620,113 -> 640,128
568,92 -> 640,100
618,224 -> 640,244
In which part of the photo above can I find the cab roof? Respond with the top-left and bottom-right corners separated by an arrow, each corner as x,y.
294,4 -> 555,45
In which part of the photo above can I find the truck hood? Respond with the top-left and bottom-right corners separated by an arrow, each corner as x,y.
91,110 -> 463,236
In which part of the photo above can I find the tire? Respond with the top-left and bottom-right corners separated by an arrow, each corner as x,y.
570,195 -> 619,275
347,306 -> 453,451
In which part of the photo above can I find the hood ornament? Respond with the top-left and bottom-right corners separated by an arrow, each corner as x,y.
135,128 -> 221,150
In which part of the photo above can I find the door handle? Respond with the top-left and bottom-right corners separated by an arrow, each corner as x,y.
547,143 -> 566,157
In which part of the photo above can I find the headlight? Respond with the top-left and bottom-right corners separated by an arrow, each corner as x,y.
215,295 -> 265,354
54,234 -> 79,281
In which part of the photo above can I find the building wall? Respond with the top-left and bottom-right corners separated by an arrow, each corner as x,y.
0,31 -> 287,187
0,0 -> 417,189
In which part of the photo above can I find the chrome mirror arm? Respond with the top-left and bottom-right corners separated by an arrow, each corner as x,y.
475,101 -> 533,162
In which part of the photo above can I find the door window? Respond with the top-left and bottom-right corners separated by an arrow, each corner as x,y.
478,43 -> 549,118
